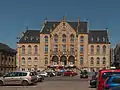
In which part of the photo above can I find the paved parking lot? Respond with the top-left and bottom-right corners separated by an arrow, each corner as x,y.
0,76 -> 96,90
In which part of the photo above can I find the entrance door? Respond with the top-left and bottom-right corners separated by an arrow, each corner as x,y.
60,56 -> 67,66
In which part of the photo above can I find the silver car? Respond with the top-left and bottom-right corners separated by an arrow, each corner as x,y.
0,71 -> 37,86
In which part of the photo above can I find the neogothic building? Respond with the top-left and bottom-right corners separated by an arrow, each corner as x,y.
17,18 -> 110,71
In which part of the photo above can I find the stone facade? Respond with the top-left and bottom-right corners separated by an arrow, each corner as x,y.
0,43 -> 16,74
17,18 -> 111,71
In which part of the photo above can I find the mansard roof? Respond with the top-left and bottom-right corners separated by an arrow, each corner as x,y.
18,30 -> 40,43
88,30 -> 110,44
0,43 -> 16,53
40,21 -> 88,34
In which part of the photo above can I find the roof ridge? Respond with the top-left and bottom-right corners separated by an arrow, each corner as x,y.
26,30 -> 40,31
89,29 -> 107,31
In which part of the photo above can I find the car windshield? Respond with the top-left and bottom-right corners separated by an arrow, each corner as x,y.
102,72 -> 120,80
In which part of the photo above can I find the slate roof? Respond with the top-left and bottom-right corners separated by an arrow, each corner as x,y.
0,43 -> 16,53
88,30 -> 110,44
18,30 -> 40,43
40,21 -> 88,34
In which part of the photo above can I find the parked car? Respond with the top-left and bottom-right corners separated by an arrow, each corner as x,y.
0,71 -> 37,86
90,77 -> 97,88
104,75 -> 120,90
97,69 -> 120,90
39,72 -> 48,77
37,74 -> 44,82
47,72 -> 55,77
63,71 -> 76,76
80,70 -> 88,78
109,86 -> 120,90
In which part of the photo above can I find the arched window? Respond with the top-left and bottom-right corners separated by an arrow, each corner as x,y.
96,57 -> 100,65
54,34 -> 58,42
103,57 -> 106,65
45,36 -> 48,43
103,45 -> 106,54
80,57 -> 83,65
34,57 -> 38,62
80,36 -> 84,43
22,57 -> 25,65
70,34 -> 74,42
91,57 -> 94,65
91,45 -> 94,54
96,45 -> 100,54
22,45 -> 25,54
28,57 -> 31,65
28,45 -> 32,54
34,45 -> 38,54
62,34 -> 66,42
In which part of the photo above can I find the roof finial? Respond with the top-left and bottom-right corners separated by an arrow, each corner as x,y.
62,16 -> 66,22
77,17 -> 80,25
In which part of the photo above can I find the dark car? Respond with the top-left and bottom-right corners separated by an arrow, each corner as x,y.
90,72 -> 98,88
90,77 -> 97,88
56,71 -> 63,76
80,70 -> 88,78
104,74 -> 120,90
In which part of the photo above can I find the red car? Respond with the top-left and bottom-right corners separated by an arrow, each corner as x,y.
97,69 -> 120,90
64,71 -> 77,76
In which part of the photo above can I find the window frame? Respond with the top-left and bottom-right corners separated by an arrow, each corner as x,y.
62,34 -> 66,42
80,36 -> 84,43
44,36 -> 48,43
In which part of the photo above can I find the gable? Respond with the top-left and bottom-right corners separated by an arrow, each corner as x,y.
52,21 -> 76,35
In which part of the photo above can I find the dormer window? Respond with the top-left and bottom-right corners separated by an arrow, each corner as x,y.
91,37 -> 93,41
103,37 -> 105,42
97,37 -> 99,42
30,36 -> 34,41
36,37 -> 39,40
53,24 -> 56,27
24,36 -> 28,41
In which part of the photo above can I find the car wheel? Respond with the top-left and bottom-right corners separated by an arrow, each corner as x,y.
22,80 -> 29,86
0,81 -> 3,86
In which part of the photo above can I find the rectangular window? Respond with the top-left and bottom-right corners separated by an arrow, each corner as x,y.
80,45 -> 84,53
45,45 -> 48,52
54,38 -> 58,42
80,57 -> 84,65
54,45 -> 58,52
62,45 -> 66,52
70,45 -> 74,52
